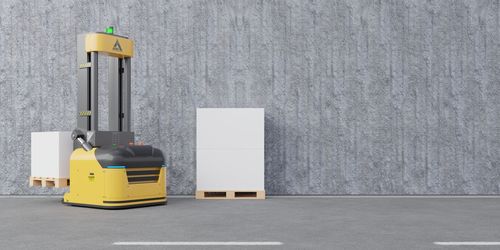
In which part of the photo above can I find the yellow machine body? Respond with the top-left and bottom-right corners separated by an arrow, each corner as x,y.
64,30 -> 166,209
85,33 -> 134,58
63,149 -> 167,209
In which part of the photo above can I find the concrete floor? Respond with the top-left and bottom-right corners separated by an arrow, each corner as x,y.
0,197 -> 499,250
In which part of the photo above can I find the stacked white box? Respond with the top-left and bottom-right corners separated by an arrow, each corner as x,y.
196,108 -> 264,191
31,131 -> 73,178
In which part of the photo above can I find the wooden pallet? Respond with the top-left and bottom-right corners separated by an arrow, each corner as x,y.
29,176 -> 69,188
196,190 -> 265,200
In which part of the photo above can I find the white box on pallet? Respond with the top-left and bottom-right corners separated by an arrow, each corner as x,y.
196,108 -> 264,192
197,108 -> 264,149
197,149 -> 264,190
31,131 -> 73,178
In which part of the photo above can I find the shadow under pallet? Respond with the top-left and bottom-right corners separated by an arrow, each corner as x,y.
195,190 -> 265,200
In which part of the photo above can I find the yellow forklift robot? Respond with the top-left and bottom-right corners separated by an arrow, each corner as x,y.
63,28 -> 167,209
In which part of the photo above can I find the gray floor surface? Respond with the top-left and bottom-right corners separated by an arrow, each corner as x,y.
0,197 -> 499,250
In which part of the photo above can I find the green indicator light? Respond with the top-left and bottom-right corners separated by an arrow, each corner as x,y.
106,26 -> 114,34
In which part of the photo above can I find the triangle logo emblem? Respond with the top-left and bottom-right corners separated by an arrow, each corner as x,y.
113,40 -> 122,51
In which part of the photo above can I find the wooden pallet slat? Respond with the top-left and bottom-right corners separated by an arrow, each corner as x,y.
29,176 -> 69,188
196,190 -> 265,200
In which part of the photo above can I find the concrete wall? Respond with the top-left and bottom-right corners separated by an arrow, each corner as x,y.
0,0 -> 499,195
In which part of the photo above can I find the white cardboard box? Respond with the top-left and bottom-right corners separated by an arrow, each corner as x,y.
196,108 -> 264,149
196,108 -> 264,191
31,131 -> 73,178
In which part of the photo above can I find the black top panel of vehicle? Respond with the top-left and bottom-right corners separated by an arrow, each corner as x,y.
95,145 -> 165,168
